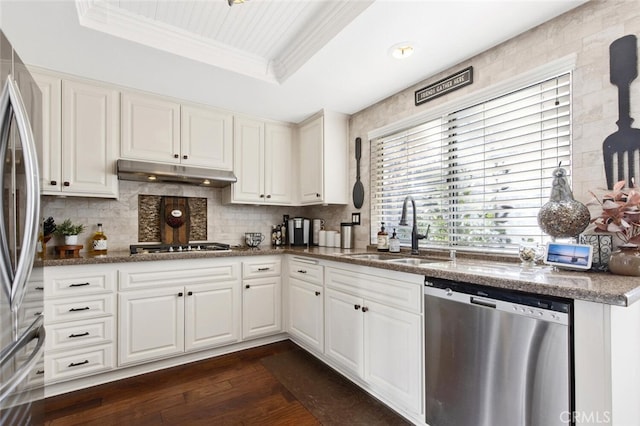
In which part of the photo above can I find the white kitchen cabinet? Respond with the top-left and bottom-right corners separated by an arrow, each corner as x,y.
120,91 -> 180,164
118,260 -> 241,366
287,257 -> 324,352
324,266 -> 422,415
225,118 -> 292,205
43,265 -> 117,384
242,257 -> 282,339
121,91 -> 234,170
32,71 -> 119,198
298,110 -> 349,205
181,104 -> 233,170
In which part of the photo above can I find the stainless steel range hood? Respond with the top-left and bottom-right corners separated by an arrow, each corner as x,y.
117,159 -> 237,188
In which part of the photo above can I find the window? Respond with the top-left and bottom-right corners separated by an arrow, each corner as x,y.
370,73 -> 571,253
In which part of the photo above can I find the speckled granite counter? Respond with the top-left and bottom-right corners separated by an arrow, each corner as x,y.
41,246 -> 640,307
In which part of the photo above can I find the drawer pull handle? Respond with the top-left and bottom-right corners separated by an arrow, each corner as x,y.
68,360 -> 89,368
69,332 -> 90,338
297,270 -> 307,274
362,306 -> 369,313
354,304 -> 361,310
34,312 -> 41,316
315,291 -> 321,296
69,307 -> 90,312
69,282 -> 90,287
36,369 -> 44,375
257,267 -> 270,271
35,286 -> 44,291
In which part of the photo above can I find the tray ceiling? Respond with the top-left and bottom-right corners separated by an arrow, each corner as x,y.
75,0 -> 373,84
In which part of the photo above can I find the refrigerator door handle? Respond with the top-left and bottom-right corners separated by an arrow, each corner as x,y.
0,76 -> 41,312
0,315 -> 45,401
0,77 -> 14,304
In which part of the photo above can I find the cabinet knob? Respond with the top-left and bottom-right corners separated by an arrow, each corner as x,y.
245,284 -> 251,289
178,292 -> 183,297
260,194 -> 265,198
183,155 -> 188,160
362,306 -> 369,313
174,154 -> 179,158
63,181 -> 70,187
354,304 -> 361,310
316,193 -> 321,198
187,291 -> 193,296
315,291 -> 321,296
266,194 -> 271,199
50,180 -> 57,186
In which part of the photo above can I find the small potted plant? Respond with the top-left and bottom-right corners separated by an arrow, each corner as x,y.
54,219 -> 85,245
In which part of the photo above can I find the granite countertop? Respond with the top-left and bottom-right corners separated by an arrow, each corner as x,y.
40,246 -> 640,307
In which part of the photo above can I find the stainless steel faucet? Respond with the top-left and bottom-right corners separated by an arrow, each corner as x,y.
399,195 -> 428,255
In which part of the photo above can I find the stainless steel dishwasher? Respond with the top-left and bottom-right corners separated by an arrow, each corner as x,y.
424,277 -> 573,426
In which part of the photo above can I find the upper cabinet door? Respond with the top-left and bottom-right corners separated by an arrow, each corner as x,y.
298,116 -> 324,203
31,72 -> 62,194
121,91 -> 181,164
60,79 -> 119,197
264,123 -> 292,204
181,104 -> 233,170
230,117 -> 265,203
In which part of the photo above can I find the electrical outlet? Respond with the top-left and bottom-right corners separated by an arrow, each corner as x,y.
351,213 -> 361,225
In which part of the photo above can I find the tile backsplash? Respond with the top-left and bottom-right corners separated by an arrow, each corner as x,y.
41,180 -> 356,254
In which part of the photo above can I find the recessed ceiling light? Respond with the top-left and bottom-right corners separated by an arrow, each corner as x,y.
148,175 -> 156,181
390,43 -> 415,59
227,0 -> 247,6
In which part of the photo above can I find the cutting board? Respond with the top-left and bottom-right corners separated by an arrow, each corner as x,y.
160,196 -> 190,244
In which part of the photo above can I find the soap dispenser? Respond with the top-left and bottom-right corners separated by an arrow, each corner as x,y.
389,228 -> 400,253
377,222 -> 389,252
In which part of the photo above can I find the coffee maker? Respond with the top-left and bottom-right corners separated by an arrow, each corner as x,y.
288,217 -> 310,246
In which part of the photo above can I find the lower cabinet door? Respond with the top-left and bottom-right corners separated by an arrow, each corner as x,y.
118,287 -> 185,366
185,282 -> 241,351
288,277 -> 323,352
242,276 -> 282,339
363,299 -> 422,413
324,288 -> 364,376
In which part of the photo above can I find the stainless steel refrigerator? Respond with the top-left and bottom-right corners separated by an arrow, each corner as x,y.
0,29 -> 45,425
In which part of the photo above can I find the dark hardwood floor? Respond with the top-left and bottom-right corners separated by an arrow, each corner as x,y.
43,340 -> 408,425
44,341 -> 320,425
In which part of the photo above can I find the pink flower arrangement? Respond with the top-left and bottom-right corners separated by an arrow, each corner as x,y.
589,180 -> 640,245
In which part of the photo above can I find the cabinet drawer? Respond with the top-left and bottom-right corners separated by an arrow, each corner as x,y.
242,258 -> 281,279
46,317 -> 114,352
44,294 -> 114,324
119,261 -> 239,290
45,344 -> 114,384
325,267 -> 421,313
289,258 -> 323,285
46,268 -> 115,298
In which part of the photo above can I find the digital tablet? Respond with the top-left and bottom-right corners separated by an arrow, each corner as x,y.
543,242 -> 593,270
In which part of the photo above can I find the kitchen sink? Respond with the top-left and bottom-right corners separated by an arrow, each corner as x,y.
386,257 -> 446,265
345,253 -> 400,261
343,253 -> 448,265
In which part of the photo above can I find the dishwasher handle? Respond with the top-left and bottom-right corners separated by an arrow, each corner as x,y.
470,297 -> 496,309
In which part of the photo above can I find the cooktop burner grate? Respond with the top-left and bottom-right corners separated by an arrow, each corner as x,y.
129,242 -> 231,255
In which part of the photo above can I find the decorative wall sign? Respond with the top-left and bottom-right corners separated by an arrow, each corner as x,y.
415,66 -> 473,106
602,34 -> 640,189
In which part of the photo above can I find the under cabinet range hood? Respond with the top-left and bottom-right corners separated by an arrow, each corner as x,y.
117,159 -> 237,187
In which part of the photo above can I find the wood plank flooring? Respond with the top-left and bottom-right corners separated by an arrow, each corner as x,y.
43,340 -> 400,425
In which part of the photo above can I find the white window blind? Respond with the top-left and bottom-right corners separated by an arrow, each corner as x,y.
371,73 -> 572,253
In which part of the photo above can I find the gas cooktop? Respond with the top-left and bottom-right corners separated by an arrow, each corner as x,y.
129,242 -> 231,255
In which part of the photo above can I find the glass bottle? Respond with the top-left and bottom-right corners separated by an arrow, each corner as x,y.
389,228 -> 400,253
91,223 -> 108,255
377,222 -> 389,252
